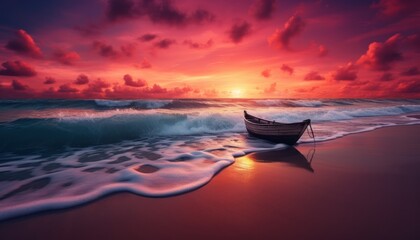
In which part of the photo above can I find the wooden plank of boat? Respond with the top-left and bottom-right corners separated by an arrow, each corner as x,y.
244,110 -> 311,145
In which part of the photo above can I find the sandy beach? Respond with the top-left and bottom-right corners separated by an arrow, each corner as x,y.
1,125 -> 419,240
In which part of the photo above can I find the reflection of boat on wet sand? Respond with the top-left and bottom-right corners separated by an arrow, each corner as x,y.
249,147 -> 315,172
244,111 -> 313,145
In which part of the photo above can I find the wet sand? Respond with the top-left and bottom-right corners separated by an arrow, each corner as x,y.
1,125 -> 420,240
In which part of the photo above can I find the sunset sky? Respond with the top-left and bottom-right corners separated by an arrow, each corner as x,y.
0,0 -> 419,99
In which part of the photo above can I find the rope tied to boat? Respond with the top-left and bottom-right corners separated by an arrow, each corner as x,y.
307,120 -> 316,145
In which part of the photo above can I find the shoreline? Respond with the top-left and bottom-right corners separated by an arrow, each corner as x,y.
1,124 -> 420,239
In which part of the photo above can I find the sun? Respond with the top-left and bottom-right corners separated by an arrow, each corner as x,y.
231,89 -> 243,98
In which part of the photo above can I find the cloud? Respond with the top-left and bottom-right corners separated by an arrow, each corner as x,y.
372,0 -> 417,17
154,38 -> 176,49
261,69 -> 271,78
378,72 -> 394,81
44,77 -> 56,84
120,43 -> 136,57
332,62 -> 358,80
106,0 -> 136,22
189,9 -> 215,24
228,21 -> 252,44
74,74 -> 90,85
268,15 -> 305,50
92,41 -> 119,58
138,59 -> 152,68
396,79 -> 420,93
249,0 -> 276,20
406,34 -> 420,52
52,49 -> 80,65
124,74 -> 146,87
304,71 -> 325,80
83,79 -> 111,94
11,80 -> 29,91
400,66 -> 419,76
106,0 -> 214,26
264,82 -> 276,93
139,33 -> 158,42
357,34 -> 403,71
318,45 -> 328,57
58,84 -> 79,93
5,29 -> 42,58
280,64 -> 294,75
0,61 -> 37,77
183,39 -> 213,49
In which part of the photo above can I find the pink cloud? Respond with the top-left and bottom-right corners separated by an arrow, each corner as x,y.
58,84 -> 79,93
83,79 -> 111,94
5,29 -> 42,58
0,61 -> 37,77
261,69 -> 271,78
332,62 -> 358,81
268,15 -> 305,50
138,59 -> 152,69
264,82 -> 276,93
318,45 -> 328,57
396,79 -> 420,93
74,74 -> 90,85
183,39 -> 213,49
52,49 -> 81,65
280,64 -> 294,75
124,74 -> 146,87
372,0 -> 416,17
357,34 -> 402,71
249,0 -> 276,21
92,41 -> 119,58
228,21 -> 252,44
304,71 -> 325,80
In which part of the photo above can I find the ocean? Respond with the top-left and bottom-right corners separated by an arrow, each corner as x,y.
1,98 -> 420,220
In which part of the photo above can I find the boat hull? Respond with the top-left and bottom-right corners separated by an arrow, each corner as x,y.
244,111 -> 310,145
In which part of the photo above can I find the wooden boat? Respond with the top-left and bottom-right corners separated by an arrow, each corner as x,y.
244,111 -> 312,145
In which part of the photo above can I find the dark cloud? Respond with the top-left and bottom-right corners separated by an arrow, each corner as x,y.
44,77 -> 56,84
261,69 -> 271,78
92,41 -> 119,58
372,0 -> 419,17
183,39 -> 213,49
58,84 -> 79,93
304,71 -> 325,80
52,49 -> 80,65
396,79 -> 420,93
400,66 -> 419,76
228,21 -> 252,44
357,34 -> 402,71
268,15 -> 305,50
264,82 -> 276,93
378,72 -> 394,81
332,63 -> 358,81
0,61 -> 37,77
318,45 -> 328,57
139,33 -> 158,42
106,0 -> 214,26
11,80 -> 29,91
189,9 -> 215,24
124,74 -> 146,87
154,38 -> 176,49
280,64 -> 294,75
406,34 -> 420,52
5,29 -> 42,58
107,0 -> 136,22
249,0 -> 276,20
74,24 -> 102,36
74,74 -> 89,85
